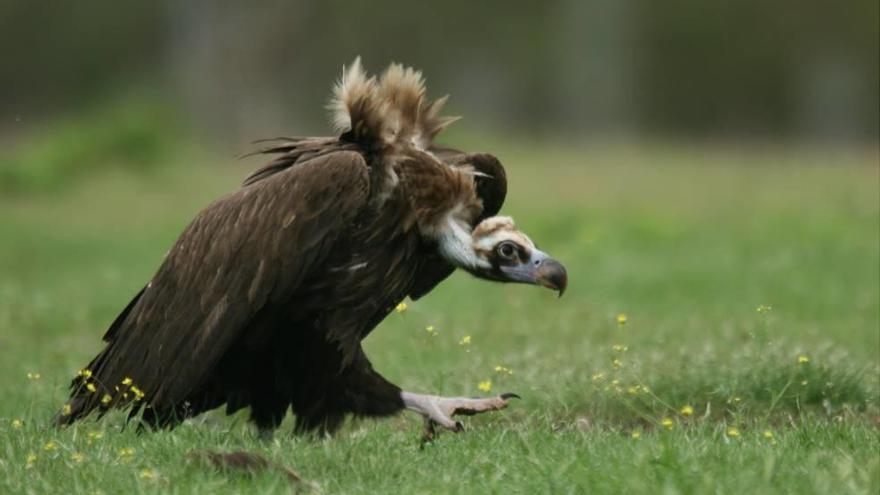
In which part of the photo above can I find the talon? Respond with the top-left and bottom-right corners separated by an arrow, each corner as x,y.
420,418 -> 437,448
402,390 -> 518,438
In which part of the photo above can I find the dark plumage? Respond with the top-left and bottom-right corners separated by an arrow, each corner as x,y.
56,59 -> 567,435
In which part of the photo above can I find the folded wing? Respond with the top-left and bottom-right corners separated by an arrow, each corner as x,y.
60,151 -> 370,422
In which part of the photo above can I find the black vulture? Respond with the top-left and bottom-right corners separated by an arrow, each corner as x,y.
56,59 -> 567,437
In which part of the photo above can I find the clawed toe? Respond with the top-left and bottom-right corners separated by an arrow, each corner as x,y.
449,393 -> 519,416
403,391 -> 520,444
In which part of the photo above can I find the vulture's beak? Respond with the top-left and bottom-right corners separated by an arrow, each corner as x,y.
499,249 -> 568,296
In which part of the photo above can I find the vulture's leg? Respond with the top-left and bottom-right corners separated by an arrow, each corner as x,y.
290,347 -> 405,435
329,348 -> 518,438
251,400 -> 288,441
336,351 -> 406,418
400,391 -> 520,434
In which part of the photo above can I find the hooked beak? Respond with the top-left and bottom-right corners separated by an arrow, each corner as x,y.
498,249 -> 568,296
536,258 -> 568,296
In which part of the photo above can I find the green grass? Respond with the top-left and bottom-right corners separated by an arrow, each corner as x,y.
0,97 -> 180,194
0,140 -> 878,494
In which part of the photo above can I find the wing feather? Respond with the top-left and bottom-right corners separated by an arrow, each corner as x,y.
68,151 -> 370,418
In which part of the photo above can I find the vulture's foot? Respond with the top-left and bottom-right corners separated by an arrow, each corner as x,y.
400,391 -> 519,443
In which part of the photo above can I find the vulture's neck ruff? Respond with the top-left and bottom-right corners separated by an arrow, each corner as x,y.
436,213 -> 492,271
329,58 -> 489,271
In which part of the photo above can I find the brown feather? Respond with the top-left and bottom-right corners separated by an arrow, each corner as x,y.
59,151 -> 370,422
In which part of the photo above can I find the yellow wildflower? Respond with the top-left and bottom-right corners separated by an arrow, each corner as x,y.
726,427 -> 741,438
727,396 -> 742,404
425,325 -> 437,336
11,419 -> 23,429
27,372 -> 41,380
763,430 -> 774,440
611,344 -> 628,353
78,369 -> 93,379
395,302 -> 408,313
800,380 -> 809,386
756,304 -> 772,313
121,377 -> 133,386
477,380 -> 492,393
797,355 -> 810,364
87,431 -> 103,445
43,441 -> 57,452
26,453 -> 37,468
130,386 -> 145,400
118,447 -> 135,459
612,358 -> 622,370
631,430 -> 641,439
86,382 -> 97,393
101,394 -> 113,406
139,468 -> 156,480
661,417 -> 674,430
494,365 -> 513,375
616,313 -> 628,325
591,372 -> 605,382
680,405 -> 694,417
627,385 -> 640,395
71,452 -> 85,463
641,385 -> 651,394
459,335 -> 471,346
62,404 -> 72,416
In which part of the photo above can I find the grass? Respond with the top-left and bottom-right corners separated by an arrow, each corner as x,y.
0,138 -> 878,494
0,96 -> 179,194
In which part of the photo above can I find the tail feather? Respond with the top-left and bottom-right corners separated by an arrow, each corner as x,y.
55,287 -> 144,427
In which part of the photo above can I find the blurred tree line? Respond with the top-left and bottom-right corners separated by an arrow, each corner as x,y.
1,0 -> 877,146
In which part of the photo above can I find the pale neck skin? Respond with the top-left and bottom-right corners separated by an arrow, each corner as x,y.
435,215 -> 491,271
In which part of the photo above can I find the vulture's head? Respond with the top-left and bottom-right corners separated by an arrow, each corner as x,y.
458,216 -> 568,295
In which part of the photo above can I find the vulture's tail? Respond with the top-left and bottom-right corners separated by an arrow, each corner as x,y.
53,345 -> 117,426
54,287 -> 146,427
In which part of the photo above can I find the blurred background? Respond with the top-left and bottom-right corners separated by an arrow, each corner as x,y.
1,1 -> 878,192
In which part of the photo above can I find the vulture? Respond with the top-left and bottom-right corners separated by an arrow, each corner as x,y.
56,59 -> 567,437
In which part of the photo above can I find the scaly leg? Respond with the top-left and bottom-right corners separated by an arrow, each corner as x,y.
304,344 -> 520,441
401,391 -> 520,442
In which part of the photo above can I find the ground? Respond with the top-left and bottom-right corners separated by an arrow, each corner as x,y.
0,139 -> 878,494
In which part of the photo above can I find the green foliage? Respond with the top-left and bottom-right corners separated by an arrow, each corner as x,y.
0,99 -> 180,194
0,142 -> 877,493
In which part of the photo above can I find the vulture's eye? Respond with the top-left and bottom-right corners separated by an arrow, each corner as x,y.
496,242 -> 518,260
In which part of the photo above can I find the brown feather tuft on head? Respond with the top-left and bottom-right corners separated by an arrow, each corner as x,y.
329,57 -> 385,146
329,57 -> 457,150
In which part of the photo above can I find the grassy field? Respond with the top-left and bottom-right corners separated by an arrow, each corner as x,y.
1,140 -> 878,494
